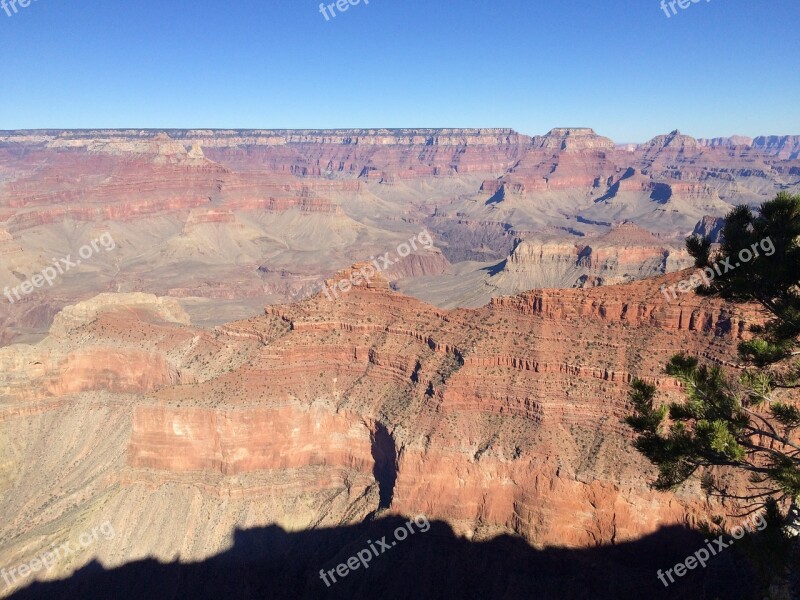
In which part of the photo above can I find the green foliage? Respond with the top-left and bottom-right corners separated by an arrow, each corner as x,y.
766,454 -> 800,499
627,354 -> 800,503
740,370 -> 774,406
687,192 -> 800,367
627,357 -> 751,491
696,419 -> 745,461
739,339 -> 791,367
626,193 -> 800,562
624,379 -> 665,433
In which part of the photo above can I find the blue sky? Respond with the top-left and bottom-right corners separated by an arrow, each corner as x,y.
0,0 -> 798,141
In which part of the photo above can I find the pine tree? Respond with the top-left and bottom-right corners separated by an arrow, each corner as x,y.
627,193 -> 800,535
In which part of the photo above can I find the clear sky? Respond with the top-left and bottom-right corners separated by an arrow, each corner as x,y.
1,0 -> 798,141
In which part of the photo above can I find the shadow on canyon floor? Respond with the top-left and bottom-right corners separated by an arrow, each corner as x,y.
7,518 -> 764,600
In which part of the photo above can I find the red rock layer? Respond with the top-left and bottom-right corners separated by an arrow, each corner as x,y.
1,274 -> 744,547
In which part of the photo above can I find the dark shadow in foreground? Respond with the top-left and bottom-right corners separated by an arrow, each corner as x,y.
8,518 -> 766,600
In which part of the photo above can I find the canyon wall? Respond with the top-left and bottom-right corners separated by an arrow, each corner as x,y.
0,275 -> 769,592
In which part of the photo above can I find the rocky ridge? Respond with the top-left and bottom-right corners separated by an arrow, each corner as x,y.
0,274 -> 768,593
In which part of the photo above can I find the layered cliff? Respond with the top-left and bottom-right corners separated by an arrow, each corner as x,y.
0,272 -> 771,592
1,127 -> 798,347
489,223 -> 692,291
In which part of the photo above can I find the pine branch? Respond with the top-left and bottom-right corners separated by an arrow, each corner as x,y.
742,406 -> 781,438
742,425 -> 800,453
704,489 -> 781,502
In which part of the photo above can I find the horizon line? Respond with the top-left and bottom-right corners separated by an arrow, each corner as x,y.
0,127 -> 797,145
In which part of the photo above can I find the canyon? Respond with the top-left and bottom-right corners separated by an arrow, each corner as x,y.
0,268 -> 768,596
1,128 -> 798,343
1,128 -> 798,597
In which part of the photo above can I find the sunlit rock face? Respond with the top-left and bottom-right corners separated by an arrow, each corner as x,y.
0,273 -> 766,591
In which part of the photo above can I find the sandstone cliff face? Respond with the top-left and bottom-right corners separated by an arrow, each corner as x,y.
383,252 -> 452,280
752,135 -> 800,159
49,293 -> 191,337
491,223 -> 692,291
692,215 -> 726,242
474,126 -> 800,220
0,275 -> 771,590
197,128 -> 530,179
128,405 -> 375,479
0,295 -> 194,404
47,133 -> 211,166
698,136 -> 754,148
483,128 -> 619,194
0,345 -> 184,402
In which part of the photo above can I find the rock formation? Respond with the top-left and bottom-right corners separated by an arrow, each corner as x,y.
0,273 -> 769,593
0,127 -> 797,346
